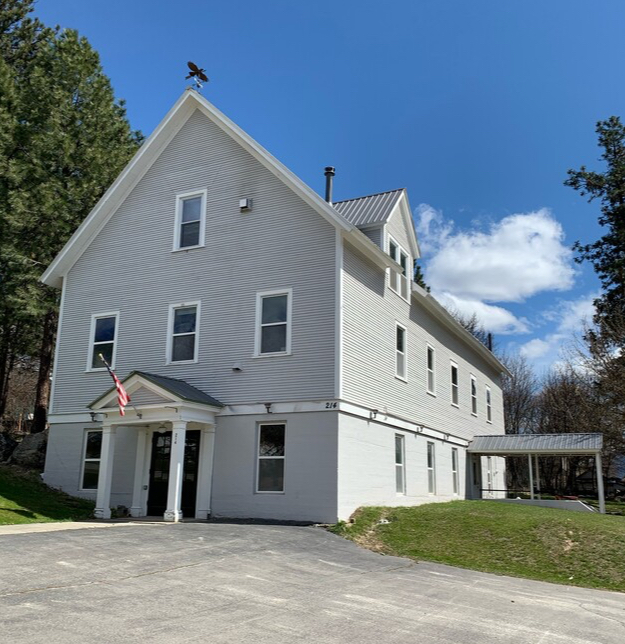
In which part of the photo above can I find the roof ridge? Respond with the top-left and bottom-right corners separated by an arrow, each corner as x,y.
333,187 -> 405,205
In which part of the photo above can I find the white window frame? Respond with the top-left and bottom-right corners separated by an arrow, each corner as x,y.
426,344 -> 436,395
79,429 -> 102,491
166,301 -> 201,365
254,288 -> 293,357
450,360 -> 459,407
395,434 -> 406,495
395,323 -> 407,382
86,311 -> 120,372
387,234 -> 410,301
486,386 -> 492,423
256,422 -> 286,494
451,447 -> 459,495
427,441 -> 436,495
173,189 -> 207,251
471,374 -> 478,416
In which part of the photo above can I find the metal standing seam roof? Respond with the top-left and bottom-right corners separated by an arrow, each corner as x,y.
333,188 -> 405,227
467,433 -> 603,455
89,370 -> 224,409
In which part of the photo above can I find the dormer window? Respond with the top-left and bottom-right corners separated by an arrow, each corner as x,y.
174,190 -> 206,250
388,235 -> 410,300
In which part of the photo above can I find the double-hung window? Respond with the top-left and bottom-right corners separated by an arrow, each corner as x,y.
255,290 -> 292,356
388,236 -> 410,300
395,434 -> 406,494
426,344 -> 436,395
174,190 -> 206,250
486,386 -> 492,423
451,448 -> 459,495
88,312 -> 119,371
471,375 -> 478,416
168,302 -> 200,363
450,361 -> 459,406
257,423 -> 286,492
396,324 -> 407,381
427,441 -> 436,494
81,430 -> 102,490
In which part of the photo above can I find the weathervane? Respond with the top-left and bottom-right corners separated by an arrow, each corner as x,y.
186,61 -> 209,90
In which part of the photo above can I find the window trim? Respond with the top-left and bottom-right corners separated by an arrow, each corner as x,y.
395,322 -> 408,382
387,234 -> 410,302
470,374 -> 478,417
427,441 -> 436,495
395,434 -> 406,495
450,360 -> 459,407
426,344 -> 436,396
486,385 -> 492,423
451,447 -> 459,496
172,189 -> 207,252
256,421 -> 286,494
79,429 -> 102,492
166,301 -> 201,365
254,288 -> 293,357
86,311 -> 120,372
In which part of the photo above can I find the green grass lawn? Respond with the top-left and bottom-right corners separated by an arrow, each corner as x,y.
0,465 -> 94,525
330,501 -> 625,592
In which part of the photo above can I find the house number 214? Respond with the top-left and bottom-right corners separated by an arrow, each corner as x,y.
325,402 -> 338,409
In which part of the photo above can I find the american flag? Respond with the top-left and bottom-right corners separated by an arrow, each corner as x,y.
99,354 -> 131,416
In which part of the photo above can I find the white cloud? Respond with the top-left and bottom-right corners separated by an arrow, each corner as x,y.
434,291 -> 529,335
518,294 -> 597,365
415,204 -> 575,303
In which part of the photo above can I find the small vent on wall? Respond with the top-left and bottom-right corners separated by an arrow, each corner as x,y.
239,198 -> 252,212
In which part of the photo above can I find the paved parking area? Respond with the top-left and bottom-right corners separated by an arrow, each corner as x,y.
0,521 -> 623,643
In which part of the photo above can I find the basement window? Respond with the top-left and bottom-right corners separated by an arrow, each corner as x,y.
257,423 -> 286,493
81,430 -> 102,490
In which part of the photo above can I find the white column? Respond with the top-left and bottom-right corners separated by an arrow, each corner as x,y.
130,427 -> 148,518
528,453 -> 534,500
535,455 -> 541,500
596,453 -> 606,514
164,421 -> 186,522
94,423 -> 117,519
195,425 -> 216,520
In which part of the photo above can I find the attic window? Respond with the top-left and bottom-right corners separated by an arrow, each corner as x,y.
174,190 -> 206,250
388,235 -> 410,300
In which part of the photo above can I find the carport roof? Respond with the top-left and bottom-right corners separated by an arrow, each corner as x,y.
467,433 -> 603,455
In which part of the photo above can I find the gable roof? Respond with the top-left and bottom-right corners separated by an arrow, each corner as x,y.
41,88 -> 396,289
89,370 -> 224,410
334,189 -> 405,227
468,433 -> 603,455
333,188 -> 420,258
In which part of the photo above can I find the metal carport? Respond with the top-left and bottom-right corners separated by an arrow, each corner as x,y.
467,433 -> 605,513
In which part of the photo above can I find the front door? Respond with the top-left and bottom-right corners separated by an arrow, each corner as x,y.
147,430 -> 201,517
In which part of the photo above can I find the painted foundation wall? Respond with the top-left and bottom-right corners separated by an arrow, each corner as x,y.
210,411 -> 339,523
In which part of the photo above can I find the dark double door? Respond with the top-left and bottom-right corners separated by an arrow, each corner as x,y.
147,430 -> 201,517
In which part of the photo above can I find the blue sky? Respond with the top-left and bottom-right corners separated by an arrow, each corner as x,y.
35,1 -> 625,372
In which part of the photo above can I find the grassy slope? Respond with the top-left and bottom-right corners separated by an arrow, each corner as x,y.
0,465 -> 94,525
330,501 -> 625,592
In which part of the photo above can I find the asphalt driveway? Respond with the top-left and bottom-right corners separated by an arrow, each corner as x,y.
0,521 -> 623,643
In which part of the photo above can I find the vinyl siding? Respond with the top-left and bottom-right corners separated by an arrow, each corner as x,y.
52,108 -> 336,413
341,241 -> 504,442
360,226 -> 382,248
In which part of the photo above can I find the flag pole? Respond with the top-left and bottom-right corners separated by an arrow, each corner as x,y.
98,353 -> 142,418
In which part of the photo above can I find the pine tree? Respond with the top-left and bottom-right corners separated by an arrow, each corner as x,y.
0,2 -> 142,430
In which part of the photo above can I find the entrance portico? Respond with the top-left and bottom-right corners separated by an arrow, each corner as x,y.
89,371 -> 223,521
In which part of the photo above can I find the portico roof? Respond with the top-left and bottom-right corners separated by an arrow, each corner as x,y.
468,433 -> 603,456
89,370 -> 223,410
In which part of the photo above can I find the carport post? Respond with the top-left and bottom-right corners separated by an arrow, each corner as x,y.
535,455 -> 541,500
528,454 -> 534,500
595,452 -> 605,514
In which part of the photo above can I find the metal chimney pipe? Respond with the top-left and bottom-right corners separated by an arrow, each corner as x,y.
324,166 -> 335,203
